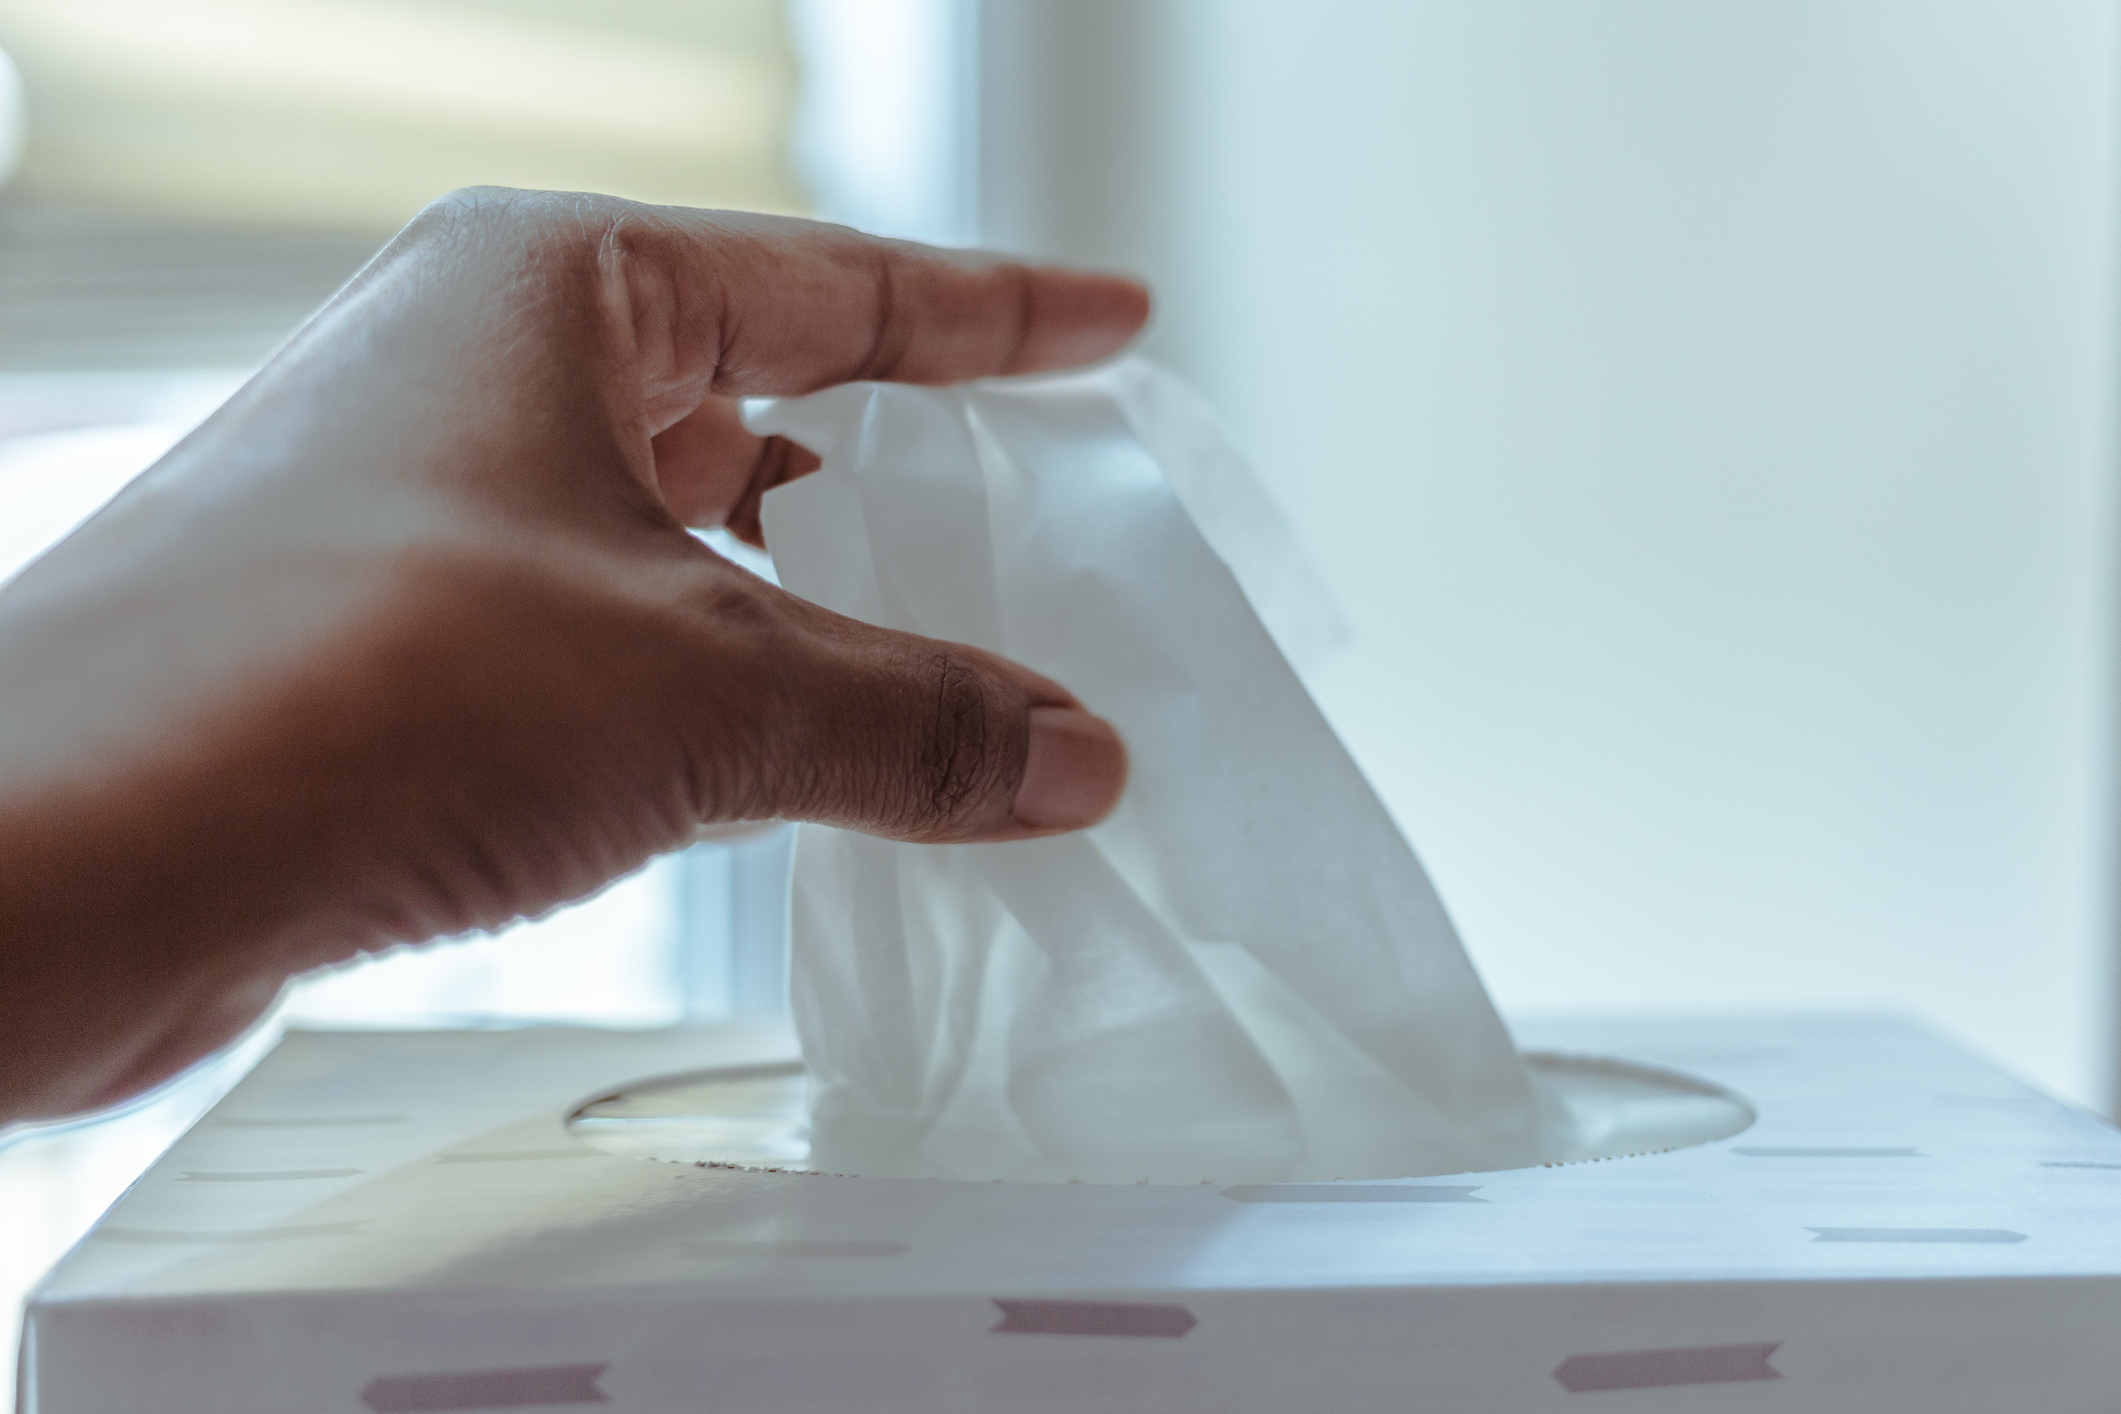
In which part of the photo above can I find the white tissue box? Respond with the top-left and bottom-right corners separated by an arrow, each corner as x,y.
23,1015 -> 2121,1412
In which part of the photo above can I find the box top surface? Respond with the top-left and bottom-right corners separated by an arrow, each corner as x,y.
33,1013 -> 2121,1308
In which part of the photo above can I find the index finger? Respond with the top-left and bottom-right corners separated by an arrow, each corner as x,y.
626,207 -> 1152,397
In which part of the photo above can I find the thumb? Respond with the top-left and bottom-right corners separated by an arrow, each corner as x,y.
728,599 -> 1128,844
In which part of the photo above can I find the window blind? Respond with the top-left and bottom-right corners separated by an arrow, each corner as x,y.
0,0 -> 802,369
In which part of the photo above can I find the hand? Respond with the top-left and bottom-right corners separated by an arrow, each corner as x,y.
0,189 -> 1144,1122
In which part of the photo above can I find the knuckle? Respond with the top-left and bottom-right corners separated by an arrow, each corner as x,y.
918,650 -> 1008,830
405,186 -> 528,243
685,567 -> 780,648
404,187 -> 636,268
429,184 -> 518,214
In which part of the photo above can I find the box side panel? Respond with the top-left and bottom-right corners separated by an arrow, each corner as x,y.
28,1278 -> 2121,1414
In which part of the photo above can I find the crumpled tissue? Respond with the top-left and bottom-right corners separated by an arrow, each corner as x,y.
750,357 -> 1546,1183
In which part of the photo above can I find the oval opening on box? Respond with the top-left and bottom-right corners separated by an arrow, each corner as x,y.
566,1052 -> 1754,1179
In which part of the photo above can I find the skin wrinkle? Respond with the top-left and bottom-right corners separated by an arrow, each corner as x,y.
93,973 -> 274,1108
342,550 -> 681,932
421,756 -> 540,935
670,568 -> 781,822
597,218 -> 656,390
854,241 -> 906,384
601,215 -> 708,439
703,267 -> 753,399
1003,264 -> 1038,375
928,652 -> 991,819
699,227 -> 791,399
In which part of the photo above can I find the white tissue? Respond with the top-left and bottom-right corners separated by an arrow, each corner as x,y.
751,357 -> 1544,1183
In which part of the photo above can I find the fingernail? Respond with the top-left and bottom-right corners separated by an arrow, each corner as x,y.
1013,706 -> 1128,831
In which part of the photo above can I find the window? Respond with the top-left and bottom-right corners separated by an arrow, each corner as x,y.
0,4 -> 869,1398
0,0 -> 801,370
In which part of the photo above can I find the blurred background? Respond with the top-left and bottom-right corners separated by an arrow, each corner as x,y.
1,0 -> 2116,1396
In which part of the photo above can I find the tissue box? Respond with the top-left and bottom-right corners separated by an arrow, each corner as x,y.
22,1015 -> 2121,1412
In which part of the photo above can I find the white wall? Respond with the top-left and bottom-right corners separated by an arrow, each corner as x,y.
979,0 -> 2120,1108
788,0 -> 974,243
